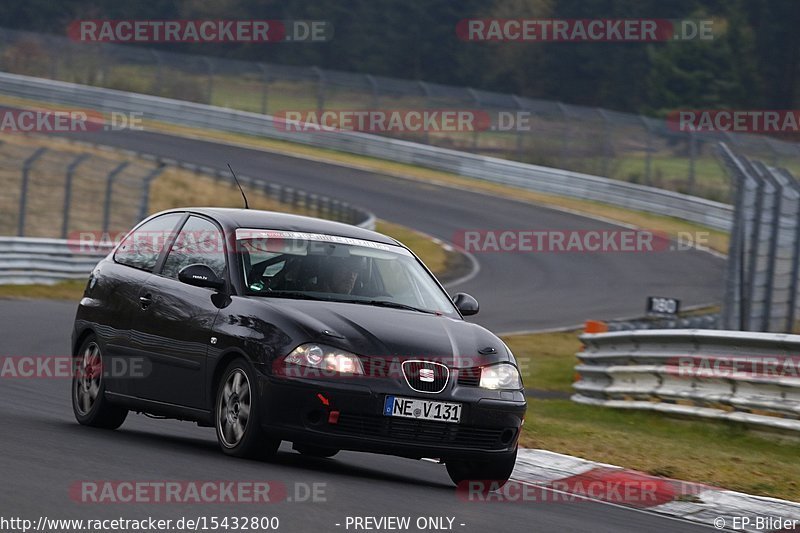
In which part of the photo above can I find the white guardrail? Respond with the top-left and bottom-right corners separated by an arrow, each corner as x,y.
573,329 -> 800,432
0,237 -> 110,284
0,72 -> 734,231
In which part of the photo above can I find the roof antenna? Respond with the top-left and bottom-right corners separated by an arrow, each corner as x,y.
227,163 -> 249,209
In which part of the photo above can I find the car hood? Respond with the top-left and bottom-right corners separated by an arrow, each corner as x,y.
254,298 -> 511,368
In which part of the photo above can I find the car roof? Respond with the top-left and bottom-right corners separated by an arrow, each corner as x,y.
159,207 -> 398,246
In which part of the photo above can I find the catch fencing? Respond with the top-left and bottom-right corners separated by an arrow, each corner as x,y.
718,145 -> 800,332
1,27 -> 800,203
0,137 -> 374,285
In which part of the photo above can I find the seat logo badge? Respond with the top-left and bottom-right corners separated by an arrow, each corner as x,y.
419,368 -> 435,382
210,337 -> 218,345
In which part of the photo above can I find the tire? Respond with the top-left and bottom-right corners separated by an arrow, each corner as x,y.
71,335 -> 128,429
445,446 -> 517,489
215,359 -> 280,459
293,443 -> 339,458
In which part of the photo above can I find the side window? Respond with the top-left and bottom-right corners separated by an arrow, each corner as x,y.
114,213 -> 184,272
161,216 -> 227,280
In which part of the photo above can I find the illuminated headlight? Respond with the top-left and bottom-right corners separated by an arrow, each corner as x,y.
479,363 -> 522,390
284,343 -> 364,375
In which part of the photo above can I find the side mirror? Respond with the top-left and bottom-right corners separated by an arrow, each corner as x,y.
453,292 -> 479,316
178,264 -> 224,290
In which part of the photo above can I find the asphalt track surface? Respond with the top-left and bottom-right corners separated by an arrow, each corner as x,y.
0,300 -> 713,532
0,128 -> 722,531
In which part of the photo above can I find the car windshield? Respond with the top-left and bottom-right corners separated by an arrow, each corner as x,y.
235,229 -> 458,316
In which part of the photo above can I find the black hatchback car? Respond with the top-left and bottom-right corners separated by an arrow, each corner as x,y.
71,208 -> 526,485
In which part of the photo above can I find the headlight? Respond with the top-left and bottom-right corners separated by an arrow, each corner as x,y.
479,363 -> 522,390
284,343 -> 364,375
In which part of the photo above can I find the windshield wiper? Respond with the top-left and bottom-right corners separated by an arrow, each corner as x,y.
346,299 -> 439,315
256,290 -> 329,302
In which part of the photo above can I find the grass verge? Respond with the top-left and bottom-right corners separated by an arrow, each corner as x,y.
507,327 -> 800,502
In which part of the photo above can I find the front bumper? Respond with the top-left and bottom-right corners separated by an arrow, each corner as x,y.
257,372 -> 526,460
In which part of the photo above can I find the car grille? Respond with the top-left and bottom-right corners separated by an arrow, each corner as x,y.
457,367 -> 481,387
334,413 -> 511,450
401,360 -> 449,393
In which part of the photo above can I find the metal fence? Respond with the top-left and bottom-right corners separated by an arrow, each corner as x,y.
0,138 -> 164,239
0,72 -> 735,232
718,144 -> 800,332
2,27 -> 800,203
0,135 -> 375,284
573,328 -> 800,432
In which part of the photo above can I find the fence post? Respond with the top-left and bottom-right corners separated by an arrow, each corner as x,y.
742,158 -> 765,330
418,81 -> 433,145
312,67 -> 326,115
139,164 -> 166,221
718,143 -> 750,330
755,163 -> 782,331
150,50 -> 163,95
365,74 -> 379,109
61,153 -> 90,239
598,109 -> 612,177
258,63 -> 270,114
102,162 -> 130,233
688,131 -> 697,195
641,116 -> 654,186
204,57 -> 215,104
17,147 -> 48,237
782,168 -> 800,332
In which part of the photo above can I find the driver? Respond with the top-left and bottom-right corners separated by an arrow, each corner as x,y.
323,256 -> 361,294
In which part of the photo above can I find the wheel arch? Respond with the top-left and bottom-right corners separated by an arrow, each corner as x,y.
208,348 -> 254,408
72,327 -> 96,357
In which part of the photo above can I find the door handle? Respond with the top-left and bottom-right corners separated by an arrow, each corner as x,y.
139,295 -> 153,309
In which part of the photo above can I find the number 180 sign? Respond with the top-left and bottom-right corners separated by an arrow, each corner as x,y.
646,296 -> 680,317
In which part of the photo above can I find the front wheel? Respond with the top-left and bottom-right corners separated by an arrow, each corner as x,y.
446,447 -> 517,489
71,336 -> 128,429
215,359 -> 280,459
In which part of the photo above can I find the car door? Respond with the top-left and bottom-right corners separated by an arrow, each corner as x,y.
100,212 -> 185,397
129,214 -> 227,409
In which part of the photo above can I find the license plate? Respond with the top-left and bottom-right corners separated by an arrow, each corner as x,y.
383,396 -> 462,423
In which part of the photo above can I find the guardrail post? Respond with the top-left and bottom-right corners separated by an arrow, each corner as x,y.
61,153 -> 90,239
138,164 -> 166,221
17,147 -> 48,237
102,162 -> 130,233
